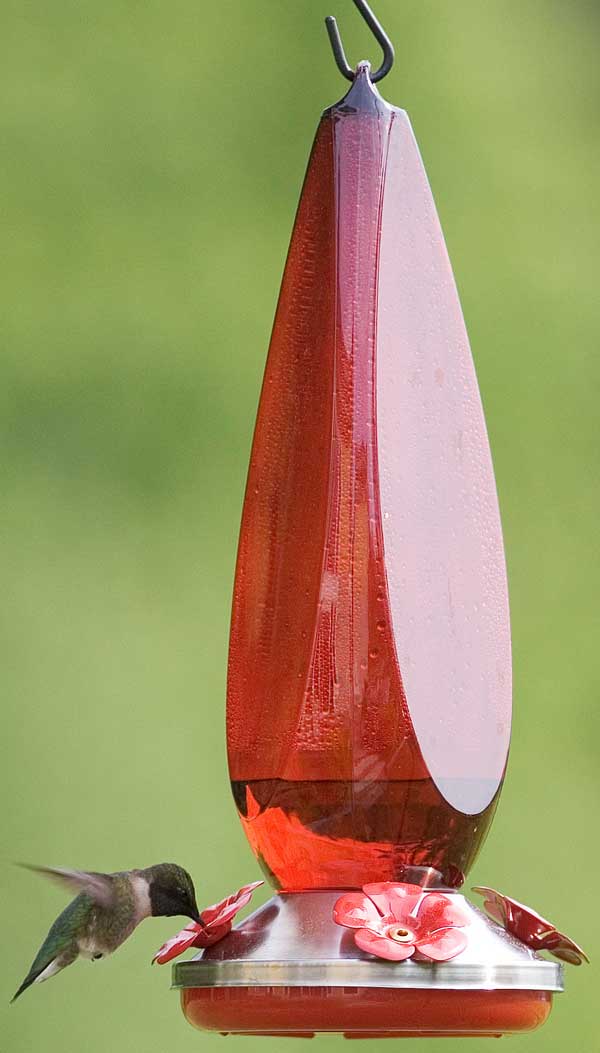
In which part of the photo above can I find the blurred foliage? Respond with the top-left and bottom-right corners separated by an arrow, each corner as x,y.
1,2 -> 598,1051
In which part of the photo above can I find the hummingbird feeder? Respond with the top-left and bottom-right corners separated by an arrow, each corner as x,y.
170,0 -> 585,1037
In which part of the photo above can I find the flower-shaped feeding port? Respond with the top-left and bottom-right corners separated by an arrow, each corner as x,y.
473,887 -> 589,966
153,882 -> 263,964
334,882 -> 470,962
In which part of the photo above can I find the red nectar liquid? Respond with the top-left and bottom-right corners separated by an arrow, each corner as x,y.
227,68 -> 511,893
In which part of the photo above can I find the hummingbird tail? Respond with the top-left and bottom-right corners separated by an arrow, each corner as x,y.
11,971 -> 40,1003
11,944 -> 79,1003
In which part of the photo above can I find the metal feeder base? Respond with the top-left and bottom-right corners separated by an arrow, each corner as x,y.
173,892 -> 562,1038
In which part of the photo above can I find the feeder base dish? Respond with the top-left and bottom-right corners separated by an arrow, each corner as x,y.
173,892 -> 562,1038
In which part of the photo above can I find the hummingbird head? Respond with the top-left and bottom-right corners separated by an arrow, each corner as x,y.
146,863 -> 201,923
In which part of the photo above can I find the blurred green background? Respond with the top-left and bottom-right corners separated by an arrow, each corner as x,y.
1,1 -> 598,1050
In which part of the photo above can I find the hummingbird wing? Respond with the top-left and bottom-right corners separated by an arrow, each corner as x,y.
11,892 -> 91,1001
18,864 -> 116,908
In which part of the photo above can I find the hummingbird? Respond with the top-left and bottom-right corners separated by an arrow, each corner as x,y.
12,862 -> 201,1002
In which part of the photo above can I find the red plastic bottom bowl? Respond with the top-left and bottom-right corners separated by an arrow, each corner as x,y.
181,985 -> 553,1038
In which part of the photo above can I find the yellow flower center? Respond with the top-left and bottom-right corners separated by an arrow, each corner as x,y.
387,925 -> 414,944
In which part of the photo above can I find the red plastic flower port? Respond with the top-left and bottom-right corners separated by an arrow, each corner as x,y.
333,882 -> 470,963
152,881 -> 263,965
472,886 -> 589,966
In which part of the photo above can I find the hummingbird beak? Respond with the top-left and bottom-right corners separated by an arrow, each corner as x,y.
190,901 -> 203,925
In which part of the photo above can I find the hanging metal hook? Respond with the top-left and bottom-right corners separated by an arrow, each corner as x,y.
325,0 -> 395,83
